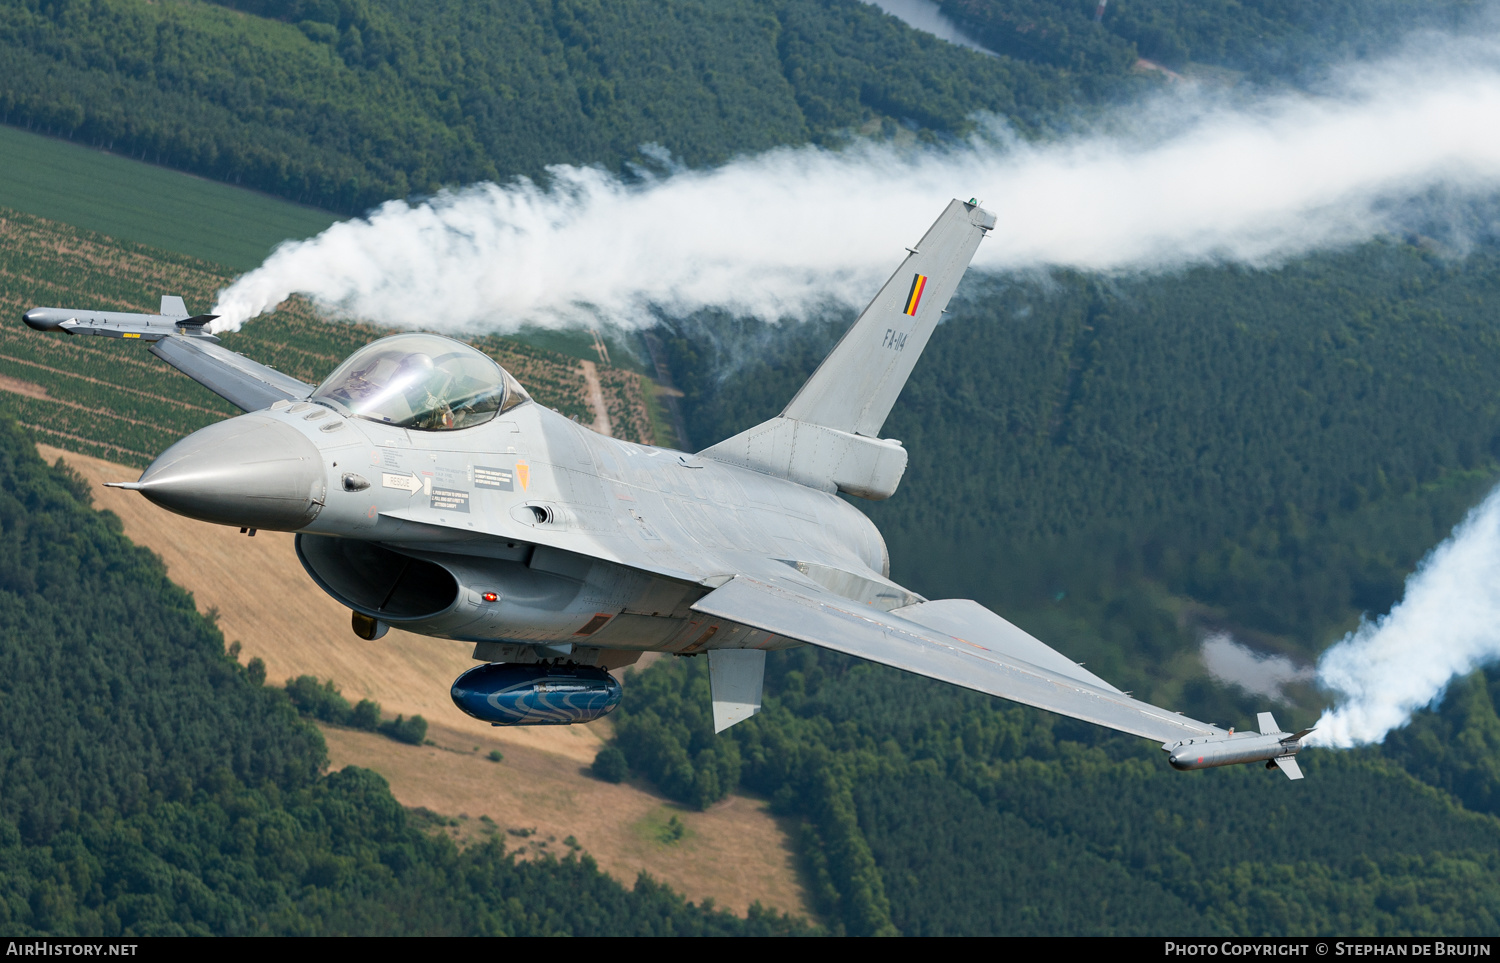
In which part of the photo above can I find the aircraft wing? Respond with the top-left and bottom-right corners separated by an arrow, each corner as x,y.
691,575 -> 1224,744
149,336 -> 313,412
24,300 -> 312,412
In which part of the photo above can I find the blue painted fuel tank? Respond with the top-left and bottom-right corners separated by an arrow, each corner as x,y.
450,662 -> 623,725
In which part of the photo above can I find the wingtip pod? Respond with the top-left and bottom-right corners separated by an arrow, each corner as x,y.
20,296 -> 217,341
1165,713 -> 1311,780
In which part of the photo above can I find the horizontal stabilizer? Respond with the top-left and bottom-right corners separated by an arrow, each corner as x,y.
1273,755 -> 1304,780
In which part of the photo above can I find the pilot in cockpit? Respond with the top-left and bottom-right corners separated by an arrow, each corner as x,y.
390,354 -> 458,430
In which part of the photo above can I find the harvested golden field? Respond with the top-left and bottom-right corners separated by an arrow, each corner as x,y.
321,722 -> 809,917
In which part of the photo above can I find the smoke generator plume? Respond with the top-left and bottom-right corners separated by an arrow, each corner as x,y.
1311,485 -> 1500,748
213,33 -> 1500,334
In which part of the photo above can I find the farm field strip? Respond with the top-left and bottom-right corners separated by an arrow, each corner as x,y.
0,346 -> 229,415
0,377 -> 165,429
25,423 -> 153,461
0,124 -> 338,272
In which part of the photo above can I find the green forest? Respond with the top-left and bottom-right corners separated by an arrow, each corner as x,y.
0,0 -> 1074,213
606,651 -> 1500,935
2,0 -> 1477,215
938,0 -> 1475,78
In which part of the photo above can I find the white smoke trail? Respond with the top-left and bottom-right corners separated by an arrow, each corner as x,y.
212,33 -> 1500,334
1200,633 -> 1314,703
1310,484 -> 1500,748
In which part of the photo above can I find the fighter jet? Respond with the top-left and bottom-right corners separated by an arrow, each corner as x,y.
22,200 -> 1309,779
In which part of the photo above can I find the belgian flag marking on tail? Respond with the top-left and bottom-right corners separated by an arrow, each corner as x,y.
903,274 -> 928,316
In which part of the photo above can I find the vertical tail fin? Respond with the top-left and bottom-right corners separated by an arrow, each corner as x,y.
783,199 -> 994,437
699,199 -> 994,500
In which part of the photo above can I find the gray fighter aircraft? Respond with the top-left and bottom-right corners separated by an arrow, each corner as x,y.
22,199 -> 1310,779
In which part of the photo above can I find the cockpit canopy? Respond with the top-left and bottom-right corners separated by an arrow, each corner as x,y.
312,333 -> 530,431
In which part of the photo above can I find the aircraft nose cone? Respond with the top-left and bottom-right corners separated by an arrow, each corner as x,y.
135,414 -> 326,530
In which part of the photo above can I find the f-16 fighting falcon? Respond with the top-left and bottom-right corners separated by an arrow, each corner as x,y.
22,200 -> 1311,779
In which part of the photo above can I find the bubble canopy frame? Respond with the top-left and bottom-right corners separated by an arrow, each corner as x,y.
312,333 -> 529,431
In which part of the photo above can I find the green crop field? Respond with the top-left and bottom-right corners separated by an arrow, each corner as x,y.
0,123 -> 338,272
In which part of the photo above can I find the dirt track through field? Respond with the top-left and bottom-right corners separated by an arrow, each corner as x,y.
39,443 -> 809,917
579,359 -> 613,437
